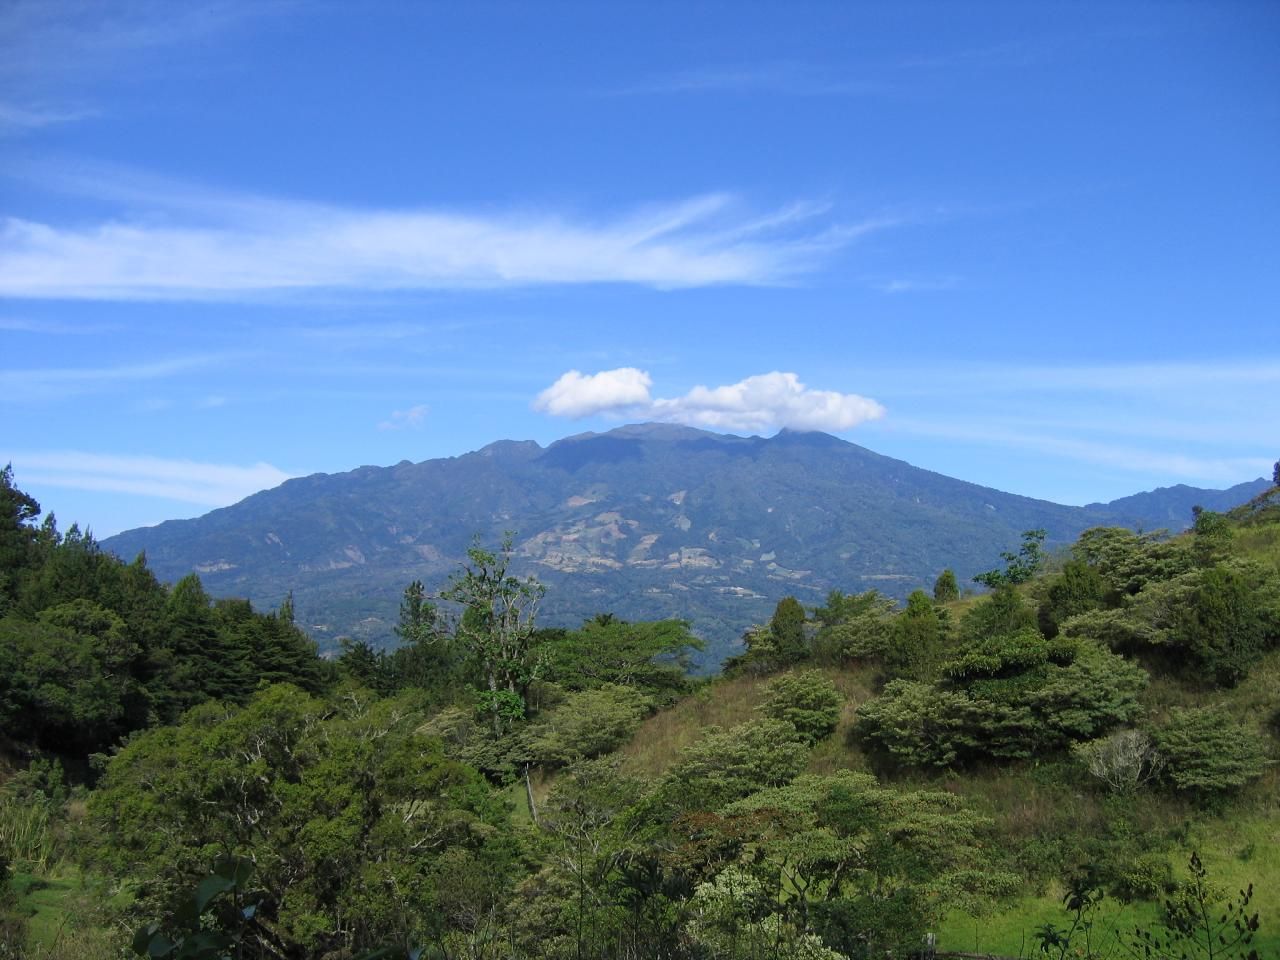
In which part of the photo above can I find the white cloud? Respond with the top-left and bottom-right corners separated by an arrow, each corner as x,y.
378,404 -> 430,431
533,368 -> 885,433
0,182 -> 879,299
8,451 -> 294,507
533,368 -> 654,418
653,372 -> 886,432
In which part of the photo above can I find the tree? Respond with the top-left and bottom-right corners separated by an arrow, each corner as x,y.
388,579 -> 455,694
809,590 -> 897,664
769,596 -> 808,663
1191,507 -> 1234,566
522,685 -> 652,766
761,671 -> 842,743
1171,564 -> 1276,686
1038,560 -> 1105,639
89,684 -> 517,959
1073,728 -> 1164,796
933,568 -> 959,603
522,758 -> 650,960
541,618 -> 701,700
0,600 -> 147,752
1155,706 -> 1271,797
438,535 -> 545,735
885,589 -> 947,680
958,583 -> 1036,643
721,771 -> 1017,957
974,528 -> 1047,588
659,719 -> 810,814
856,636 -> 1146,768
0,465 -> 41,614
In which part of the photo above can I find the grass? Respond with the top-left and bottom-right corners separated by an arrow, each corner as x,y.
617,664 -> 878,779
618,674 -> 772,777
937,810 -> 1280,957
8,863 -> 130,959
0,796 -> 54,872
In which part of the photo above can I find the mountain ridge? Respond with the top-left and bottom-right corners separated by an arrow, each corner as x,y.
101,424 -> 1269,665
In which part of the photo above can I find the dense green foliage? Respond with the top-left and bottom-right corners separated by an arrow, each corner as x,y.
760,671 -> 842,743
932,567 -> 959,603
0,470 -> 329,765
89,685 -> 518,957
1155,706 -> 1271,797
2,468 -> 1278,959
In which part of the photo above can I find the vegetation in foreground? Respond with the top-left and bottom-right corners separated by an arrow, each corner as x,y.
1,464 -> 1279,958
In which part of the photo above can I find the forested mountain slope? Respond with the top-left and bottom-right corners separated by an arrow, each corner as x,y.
102,424 -> 1268,661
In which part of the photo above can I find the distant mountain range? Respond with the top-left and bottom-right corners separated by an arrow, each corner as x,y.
102,424 -> 1269,666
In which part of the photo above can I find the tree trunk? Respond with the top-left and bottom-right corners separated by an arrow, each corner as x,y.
524,763 -> 538,825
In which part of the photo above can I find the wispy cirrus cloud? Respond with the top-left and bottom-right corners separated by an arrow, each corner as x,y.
1,1 -> 277,134
7,450 -> 294,507
0,316 -> 120,334
862,359 -> 1280,399
612,61 -> 893,97
534,368 -> 885,433
0,101 -> 93,134
882,417 -> 1271,485
378,404 -> 429,431
0,355 -> 229,400
872,275 -> 961,294
0,182 -> 879,298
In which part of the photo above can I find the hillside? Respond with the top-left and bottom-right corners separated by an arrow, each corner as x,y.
101,423 -> 1268,663
4,467 -> 1279,960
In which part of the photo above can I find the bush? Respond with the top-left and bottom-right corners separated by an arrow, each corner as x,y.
1072,728 -> 1164,795
1155,706 -> 1271,796
663,719 -> 810,812
1171,564 -> 1278,686
761,671 -> 843,742
933,569 -> 960,603
522,684 -> 651,765
1038,560 -> 1105,639
1111,851 -> 1174,902
855,639 -> 1145,768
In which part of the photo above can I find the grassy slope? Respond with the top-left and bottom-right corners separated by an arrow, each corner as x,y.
7,864 -> 127,959
614,654 -> 1280,955
608,507 -> 1280,955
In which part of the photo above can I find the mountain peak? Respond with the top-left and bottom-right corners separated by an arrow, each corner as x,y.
475,438 -> 543,459
553,422 -> 722,445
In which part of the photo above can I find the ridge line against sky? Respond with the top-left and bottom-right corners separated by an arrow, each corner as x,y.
1,0 -> 1277,537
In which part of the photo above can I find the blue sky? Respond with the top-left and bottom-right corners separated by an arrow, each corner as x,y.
2,1 -> 1277,538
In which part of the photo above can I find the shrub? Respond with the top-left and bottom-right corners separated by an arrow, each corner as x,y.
761,671 -> 843,742
856,639 -> 1145,768
522,684 -> 651,765
1111,851 -> 1174,902
1171,564 -> 1278,686
663,719 -> 810,812
1072,728 -> 1164,795
1038,560 -> 1105,639
1155,706 -> 1271,796
933,569 -> 960,603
